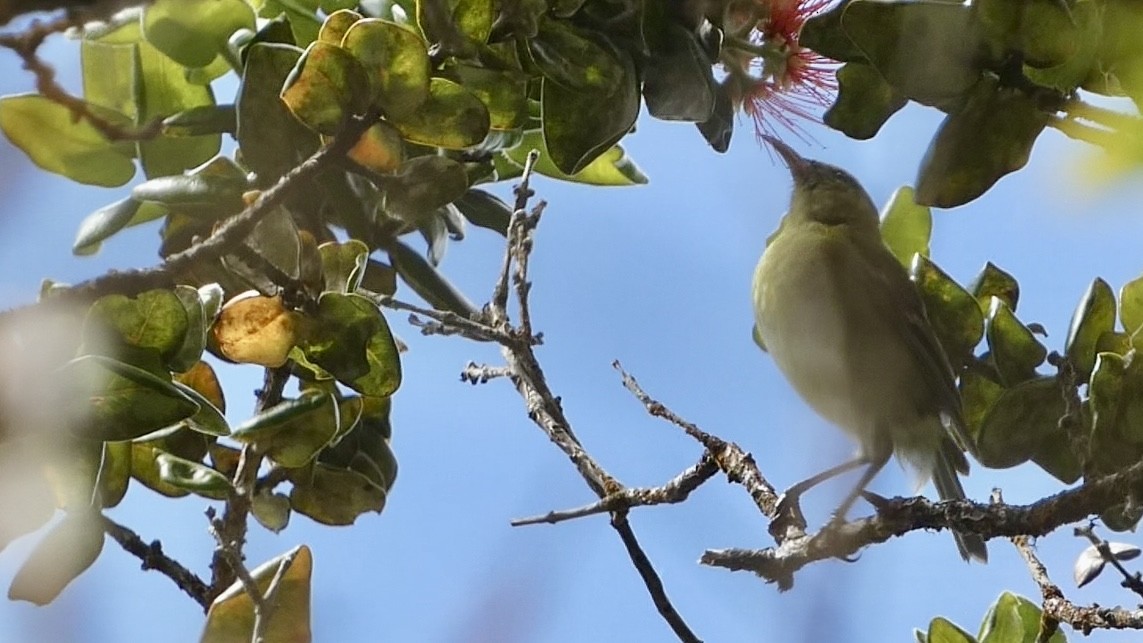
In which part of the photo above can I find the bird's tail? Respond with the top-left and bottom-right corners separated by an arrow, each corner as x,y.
933,442 -> 988,563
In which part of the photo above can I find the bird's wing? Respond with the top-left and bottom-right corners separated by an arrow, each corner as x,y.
858,238 -> 975,459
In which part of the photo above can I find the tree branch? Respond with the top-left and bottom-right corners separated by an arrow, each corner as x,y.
101,515 -> 210,611
1015,533 -> 1143,636
56,112 -> 378,303
511,455 -> 719,526
701,459 -> 1143,589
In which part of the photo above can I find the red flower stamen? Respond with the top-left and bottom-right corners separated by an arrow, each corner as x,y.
737,0 -> 838,142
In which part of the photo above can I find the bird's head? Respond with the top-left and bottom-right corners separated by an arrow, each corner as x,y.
762,136 -> 879,229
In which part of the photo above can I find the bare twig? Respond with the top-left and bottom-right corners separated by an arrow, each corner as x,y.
0,14 -> 163,141
512,455 -> 719,526
460,362 -> 512,384
368,292 -> 505,343
208,366 -> 287,600
1016,532 -> 1143,635
1013,535 -> 1065,643
614,362 -> 779,518
489,149 -> 539,321
102,515 -> 210,611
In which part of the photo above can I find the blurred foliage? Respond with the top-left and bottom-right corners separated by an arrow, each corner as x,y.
802,0 -> 1143,206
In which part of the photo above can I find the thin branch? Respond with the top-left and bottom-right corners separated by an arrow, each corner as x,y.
512,454 -> 719,526
368,292 -> 505,343
700,459 -> 1143,588
55,111 -> 379,303
1012,535 -> 1065,643
614,361 -> 779,518
460,362 -> 512,384
0,13 -> 163,141
611,513 -> 703,643
489,149 -> 539,320
1016,533 -> 1143,635
208,366 -> 287,599
102,515 -> 210,611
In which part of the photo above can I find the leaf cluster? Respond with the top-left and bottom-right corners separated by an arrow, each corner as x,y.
802,0 -> 1143,206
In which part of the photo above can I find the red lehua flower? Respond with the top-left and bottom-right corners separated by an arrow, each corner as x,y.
741,0 -> 838,141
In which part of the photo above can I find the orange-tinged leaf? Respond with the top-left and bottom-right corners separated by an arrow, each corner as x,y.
212,292 -> 303,367
200,546 -> 313,643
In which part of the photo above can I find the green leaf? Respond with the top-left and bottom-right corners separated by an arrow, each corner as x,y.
162,105 -> 238,137
237,43 -> 321,181
1065,278 -> 1117,381
251,490 -> 292,533
232,391 -> 341,468
170,285 -> 210,374
345,120 -> 404,173
132,162 -> 247,213
841,0 -> 984,106
926,617 -> 975,643
801,0 -> 865,63
319,240 -> 371,294
380,156 -> 469,221
73,197 -> 143,255
200,546 -> 312,643
1022,1 -> 1101,92
389,239 -> 478,315
695,78 -> 734,152
1119,275 -> 1143,346
527,17 -> 621,93
0,94 -> 135,187
970,262 -> 1020,313
442,62 -> 527,130
8,511 -> 104,605
133,38 -> 221,178
541,44 -> 640,175
985,298 -> 1047,386
156,452 -> 232,499
977,0 -> 1084,69
360,259 -> 398,296
979,592 -> 1065,643
643,23 -> 716,122
232,391 -> 328,437
143,0 -> 255,68
824,61 -> 908,140
81,38 -> 138,119
454,189 -> 511,236
391,77 -> 490,148
173,381 -> 230,437
96,441 -> 132,509
319,9 -> 363,45
341,18 -> 431,119
257,0 -> 322,45
910,255 -> 984,369
976,376 -> 1064,469
63,354 -> 200,441
503,132 -> 647,186
879,186 -> 931,267
960,363 -> 1005,438
299,293 -> 402,398
86,289 -> 191,363
290,463 -> 388,525
281,41 -> 371,135
915,77 -> 1049,208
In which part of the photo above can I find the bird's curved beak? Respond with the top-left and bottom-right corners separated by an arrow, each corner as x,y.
761,135 -> 810,181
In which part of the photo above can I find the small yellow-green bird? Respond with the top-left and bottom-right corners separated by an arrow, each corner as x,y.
753,136 -> 987,562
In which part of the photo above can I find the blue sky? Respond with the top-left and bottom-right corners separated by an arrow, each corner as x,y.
3,32 -> 1143,643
